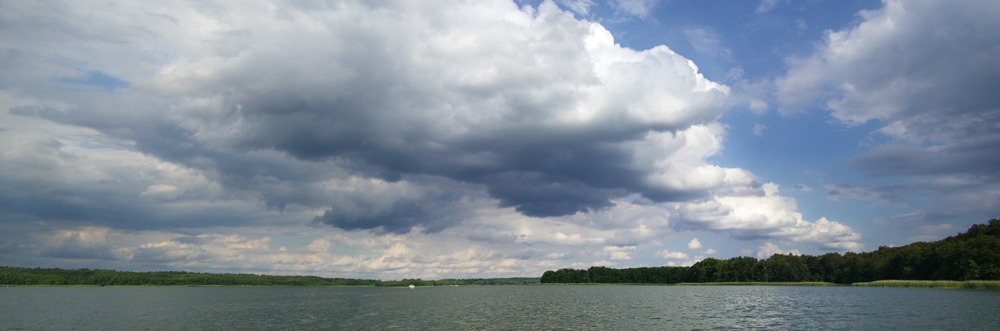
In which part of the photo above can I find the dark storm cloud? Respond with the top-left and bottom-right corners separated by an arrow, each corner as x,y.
850,138 -> 1000,179
210,92 -> 661,217
0,175 -> 254,231
484,173 -> 625,217
850,110 -> 1000,180
0,0 -> 743,235
824,183 -> 907,208
0,115 -> 290,230
167,53 -> 721,218
42,244 -> 118,261
312,184 -> 484,234
129,1 -> 733,229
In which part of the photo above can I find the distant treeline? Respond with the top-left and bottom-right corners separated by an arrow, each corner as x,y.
0,268 -> 378,286
542,219 -> 1000,284
0,267 -> 540,287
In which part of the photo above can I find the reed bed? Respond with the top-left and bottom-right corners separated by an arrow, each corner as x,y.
852,280 -> 1000,289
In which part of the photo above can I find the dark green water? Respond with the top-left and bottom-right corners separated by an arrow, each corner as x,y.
2,285 -> 998,330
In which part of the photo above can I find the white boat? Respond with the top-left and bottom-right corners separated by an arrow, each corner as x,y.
409,284 -> 415,289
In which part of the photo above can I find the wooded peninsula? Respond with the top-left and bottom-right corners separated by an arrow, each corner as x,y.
541,219 -> 1000,285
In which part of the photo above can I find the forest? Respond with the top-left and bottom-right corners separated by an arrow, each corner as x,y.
541,219 -> 1000,284
0,267 -> 540,287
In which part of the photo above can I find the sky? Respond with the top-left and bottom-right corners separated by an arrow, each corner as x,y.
1,0 -> 998,280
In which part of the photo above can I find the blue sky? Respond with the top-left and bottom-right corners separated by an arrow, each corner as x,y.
1,0 -> 998,279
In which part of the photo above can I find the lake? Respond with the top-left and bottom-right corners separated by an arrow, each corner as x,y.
2,285 -> 998,330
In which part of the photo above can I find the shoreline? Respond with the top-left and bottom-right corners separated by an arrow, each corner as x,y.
7,281 -> 1000,289
852,280 -> 1000,289
676,282 -> 841,286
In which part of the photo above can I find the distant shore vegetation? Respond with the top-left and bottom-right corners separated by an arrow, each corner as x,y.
6,219 -> 997,288
852,280 -> 1000,289
542,219 -> 1000,286
0,267 -> 539,287
0,268 -> 377,286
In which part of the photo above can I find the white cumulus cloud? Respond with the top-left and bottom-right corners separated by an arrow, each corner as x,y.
756,242 -> 801,259
687,238 -> 703,250
654,250 -> 690,260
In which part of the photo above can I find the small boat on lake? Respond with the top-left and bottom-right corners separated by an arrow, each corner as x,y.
409,284 -> 415,289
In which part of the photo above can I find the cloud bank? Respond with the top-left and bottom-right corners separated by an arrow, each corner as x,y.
0,0 -> 862,277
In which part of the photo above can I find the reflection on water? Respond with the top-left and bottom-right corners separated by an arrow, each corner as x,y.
2,285 -> 999,330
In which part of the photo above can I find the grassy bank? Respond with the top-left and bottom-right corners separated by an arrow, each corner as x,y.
676,282 -> 841,286
852,280 -> 1000,289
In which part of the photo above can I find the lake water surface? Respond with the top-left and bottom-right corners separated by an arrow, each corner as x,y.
2,285 -> 998,330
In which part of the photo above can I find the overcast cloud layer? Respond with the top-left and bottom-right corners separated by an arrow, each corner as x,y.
1,0 -> 995,279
